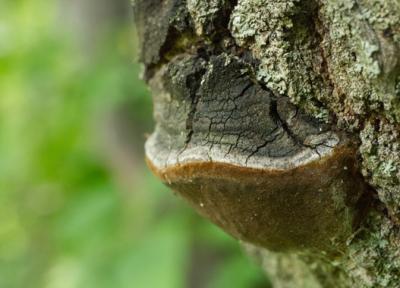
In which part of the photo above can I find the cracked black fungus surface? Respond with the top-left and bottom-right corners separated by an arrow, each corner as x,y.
156,53 -> 331,162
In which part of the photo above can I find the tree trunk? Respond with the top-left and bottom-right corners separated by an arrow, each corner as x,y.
132,1 -> 400,287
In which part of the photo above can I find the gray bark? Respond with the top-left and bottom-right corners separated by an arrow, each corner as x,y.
133,1 -> 400,287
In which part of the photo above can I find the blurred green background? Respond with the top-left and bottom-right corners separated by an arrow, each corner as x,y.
0,1 -> 269,287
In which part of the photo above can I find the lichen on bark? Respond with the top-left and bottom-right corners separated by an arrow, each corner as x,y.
133,0 -> 400,287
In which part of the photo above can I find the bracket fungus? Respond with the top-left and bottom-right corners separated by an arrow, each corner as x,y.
134,0 -> 369,254
145,53 -> 368,253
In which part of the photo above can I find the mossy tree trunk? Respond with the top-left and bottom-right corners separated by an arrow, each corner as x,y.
133,1 -> 400,287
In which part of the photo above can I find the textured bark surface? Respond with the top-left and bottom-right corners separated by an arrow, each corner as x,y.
133,1 -> 400,287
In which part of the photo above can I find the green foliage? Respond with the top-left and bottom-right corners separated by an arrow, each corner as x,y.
0,1 -> 267,287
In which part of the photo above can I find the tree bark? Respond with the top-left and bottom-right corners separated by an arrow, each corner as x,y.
133,1 -> 400,287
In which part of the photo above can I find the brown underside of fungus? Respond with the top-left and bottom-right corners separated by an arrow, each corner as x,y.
147,147 -> 366,253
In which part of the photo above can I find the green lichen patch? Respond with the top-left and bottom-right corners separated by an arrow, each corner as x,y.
360,120 -> 400,220
318,0 -> 400,127
187,0 -> 224,35
344,213 -> 400,287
